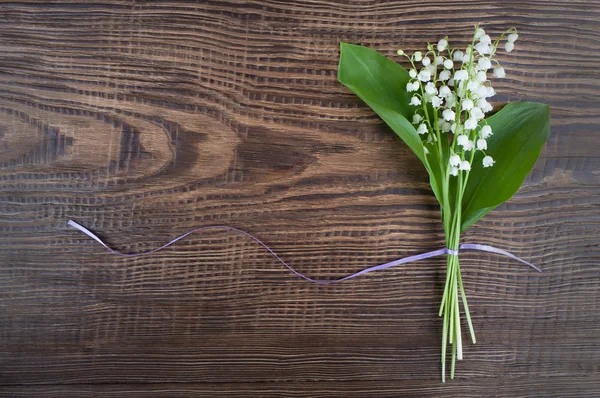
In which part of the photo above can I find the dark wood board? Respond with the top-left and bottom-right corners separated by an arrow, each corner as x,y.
0,1 -> 599,396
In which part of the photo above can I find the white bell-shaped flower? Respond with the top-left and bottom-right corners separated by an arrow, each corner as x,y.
431,96 -> 443,108
409,69 -> 417,78
454,70 -> 468,81
493,67 -> 506,78
478,57 -> 492,71
442,109 -> 456,121
412,113 -> 423,124
464,118 -> 478,130
475,85 -> 490,98
456,134 -> 469,146
425,82 -> 438,95
474,42 -> 491,55
453,51 -> 464,61
459,160 -> 471,171
477,98 -> 493,113
471,107 -> 484,120
467,80 -> 480,91
410,96 -> 422,106
477,138 -> 487,150
443,59 -> 454,69
449,154 -> 461,167
437,38 -> 448,52
480,125 -> 493,138
483,155 -> 495,167
418,69 -> 432,82
439,85 -> 451,98
417,123 -> 428,135
476,70 -> 487,83
439,70 -> 451,81
461,99 -> 474,110
505,41 -> 514,52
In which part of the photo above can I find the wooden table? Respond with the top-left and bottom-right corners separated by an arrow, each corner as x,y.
1,1 -> 599,396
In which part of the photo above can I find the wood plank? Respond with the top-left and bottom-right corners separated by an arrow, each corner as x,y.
0,0 -> 599,396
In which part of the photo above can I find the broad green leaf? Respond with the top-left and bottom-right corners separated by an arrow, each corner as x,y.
337,42 -> 445,205
460,102 -> 550,231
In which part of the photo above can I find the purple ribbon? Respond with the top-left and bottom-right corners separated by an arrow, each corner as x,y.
68,220 -> 541,285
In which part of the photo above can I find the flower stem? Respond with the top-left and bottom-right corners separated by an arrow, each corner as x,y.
439,168 -> 477,381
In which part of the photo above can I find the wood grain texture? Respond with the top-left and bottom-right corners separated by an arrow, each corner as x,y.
0,0 -> 599,396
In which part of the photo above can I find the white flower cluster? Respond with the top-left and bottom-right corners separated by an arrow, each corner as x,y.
398,26 -> 518,175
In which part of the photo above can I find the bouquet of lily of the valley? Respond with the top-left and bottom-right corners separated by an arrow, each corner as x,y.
338,25 -> 550,381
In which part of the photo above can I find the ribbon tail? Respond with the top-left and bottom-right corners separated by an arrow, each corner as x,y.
459,243 -> 542,273
68,220 -> 453,284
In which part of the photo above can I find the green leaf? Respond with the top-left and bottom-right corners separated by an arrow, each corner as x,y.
461,102 -> 551,231
337,42 -> 445,205
337,43 -> 423,160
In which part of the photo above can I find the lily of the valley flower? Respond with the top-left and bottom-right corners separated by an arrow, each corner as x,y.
393,24 -> 522,383
483,155 -> 495,167
480,125 -> 493,138
417,123 -> 428,135
443,109 -> 456,121
398,25 -> 517,178
477,138 -> 487,150
459,160 -> 471,171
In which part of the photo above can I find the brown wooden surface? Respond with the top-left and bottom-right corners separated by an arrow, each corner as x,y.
1,1 -> 599,396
